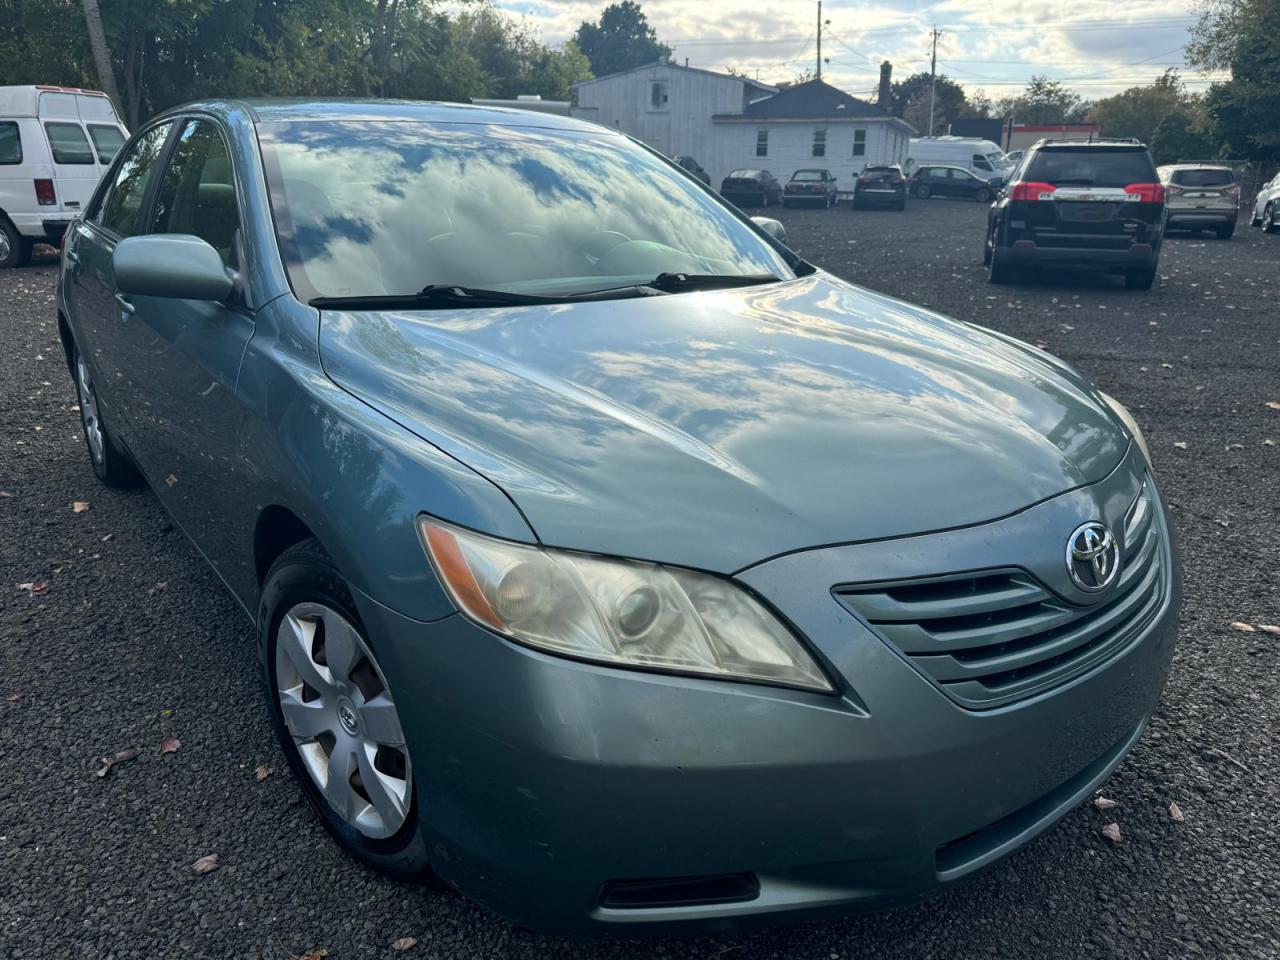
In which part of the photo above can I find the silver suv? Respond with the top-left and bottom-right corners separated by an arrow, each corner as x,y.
1157,164 -> 1239,239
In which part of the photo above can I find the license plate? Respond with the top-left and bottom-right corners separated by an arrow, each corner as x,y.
1059,204 -> 1116,222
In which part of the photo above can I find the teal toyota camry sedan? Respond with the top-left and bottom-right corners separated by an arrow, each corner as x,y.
56,99 -> 1180,935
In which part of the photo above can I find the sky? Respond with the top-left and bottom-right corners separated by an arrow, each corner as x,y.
483,0 -> 1220,103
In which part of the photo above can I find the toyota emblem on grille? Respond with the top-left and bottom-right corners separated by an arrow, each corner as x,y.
1066,522 -> 1121,593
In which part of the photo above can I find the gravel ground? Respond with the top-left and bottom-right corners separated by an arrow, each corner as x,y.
2,201 -> 1278,960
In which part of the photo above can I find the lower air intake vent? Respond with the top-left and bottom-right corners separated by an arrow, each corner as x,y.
835,482 -> 1167,709
599,873 -> 760,910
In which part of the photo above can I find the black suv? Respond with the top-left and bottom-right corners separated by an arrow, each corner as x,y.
985,139 -> 1166,289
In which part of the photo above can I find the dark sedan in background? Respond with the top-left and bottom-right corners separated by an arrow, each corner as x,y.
783,168 -> 838,208
852,164 -> 907,210
720,167 -> 783,207
910,164 -> 1002,202
57,98 -> 1178,936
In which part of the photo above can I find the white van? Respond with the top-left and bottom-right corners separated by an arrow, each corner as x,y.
1,85 -> 128,267
906,137 -> 1013,179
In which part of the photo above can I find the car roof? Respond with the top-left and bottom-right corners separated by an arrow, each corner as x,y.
155,97 -> 607,134
1158,162 -> 1232,170
1034,139 -> 1148,151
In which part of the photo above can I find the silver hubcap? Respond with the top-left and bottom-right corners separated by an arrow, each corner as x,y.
0,230 -> 10,261
76,356 -> 105,464
275,602 -> 413,839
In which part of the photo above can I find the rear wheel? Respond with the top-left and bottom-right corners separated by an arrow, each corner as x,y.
0,218 -> 29,269
975,188 -> 992,203
1125,267 -> 1157,290
260,539 -> 431,877
1266,204 -> 1280,234
72,346 -> 143,488
986,231 -> 1012,284
915,183 -> 931,199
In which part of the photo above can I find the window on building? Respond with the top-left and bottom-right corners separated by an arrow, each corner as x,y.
812,128 -> 826,158
853,129 -> 867,157
649,80 -> 668,110
756,129 -> 768,157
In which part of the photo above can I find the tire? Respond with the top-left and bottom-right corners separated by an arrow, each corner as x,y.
71,344 -> 143,488
1125,267 -> 1156,290
975,188 -> 992,203
1215,222 -> 1235,240
0,217 -> 27,269
259,538 -> 432,878
1266,204 -> 1280,234
987,248 -> 1012,284
915,183 -> 931,199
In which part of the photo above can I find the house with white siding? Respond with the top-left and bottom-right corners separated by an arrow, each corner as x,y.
572,62 -> 913,190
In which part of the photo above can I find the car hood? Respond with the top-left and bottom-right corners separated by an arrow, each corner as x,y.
318,273 -> 1128,573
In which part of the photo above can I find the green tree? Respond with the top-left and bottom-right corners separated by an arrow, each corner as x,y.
1188,0 -> 1280,158
572,1 -> 670,77
889,72 -> 969,131
995,75 -> 1090,124
1087,71 -> 1189,146
1150,109 -> 1216,163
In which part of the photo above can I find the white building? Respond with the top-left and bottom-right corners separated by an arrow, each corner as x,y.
572,62 -> 914,189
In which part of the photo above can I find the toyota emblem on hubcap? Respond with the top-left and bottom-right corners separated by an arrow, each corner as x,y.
1066,522 -> 1121,593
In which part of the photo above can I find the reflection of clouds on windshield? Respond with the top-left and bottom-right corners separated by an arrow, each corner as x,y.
258,120 -> 787,299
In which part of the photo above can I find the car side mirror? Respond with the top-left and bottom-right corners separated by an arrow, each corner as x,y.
113,234 -> 234,302
750,216 -> 788,244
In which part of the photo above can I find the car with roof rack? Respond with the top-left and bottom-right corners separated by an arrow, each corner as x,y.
1157,163 -> 1239,239
984,138 -> 1167,289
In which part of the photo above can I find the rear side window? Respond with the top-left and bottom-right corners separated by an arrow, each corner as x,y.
152,119 -> 242,266
87,125 -> 126,164
96,122 -> 173,237
44,122 -> 95,164
0,122 -> 20,163
1025,148 -> 1157,187
1171,169 -> 1233,187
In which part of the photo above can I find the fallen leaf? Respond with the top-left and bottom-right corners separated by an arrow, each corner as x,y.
94,747 -> 141,779
149,581 -> 167,597
1230,622 -> 1256,632
192,853 -> 220,874
1264,440 -> 1277,447
254,764 -> 273,782
72,501 -> 90,513
159,736 -> 182,756
1101,822 -> 1122,843
6,692 -> 22,702
392,937 -> 418,952
1169,801 -> 1185,822
1257,624 -> 1280,635
1266,401 -> 1280,411
16,581 -> 48,595
298,951 -> 329,960
165,474 -> 178,487
1173,441 -> 1188,450
0,490 -> 12,497
1094,796 -> 1119,811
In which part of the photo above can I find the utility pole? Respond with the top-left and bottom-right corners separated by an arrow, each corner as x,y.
927,25 -> 940,136
816,1 -> 823,81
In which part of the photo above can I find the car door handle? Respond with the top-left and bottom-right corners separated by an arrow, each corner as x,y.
65,249 -> 79,264
114,293 -> 135,316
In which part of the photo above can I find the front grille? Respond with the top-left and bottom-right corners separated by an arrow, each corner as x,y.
835,482 -> 1166,709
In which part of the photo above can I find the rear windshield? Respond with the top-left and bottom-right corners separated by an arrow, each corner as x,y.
0,121 -> 20,164
87,124 -> 125,163
1171,168 -> 1233,187
728,169 -> 759,179
791,170 -> 825,181
1025,147 -> 1156,188
44,122 -> 95,164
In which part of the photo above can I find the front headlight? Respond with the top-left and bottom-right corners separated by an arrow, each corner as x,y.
1098,392 -> 1153,467
419,517 -> 833,692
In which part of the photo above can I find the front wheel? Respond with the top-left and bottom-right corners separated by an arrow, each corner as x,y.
915,183 -> 931,199
72,347 -> 143,487
1266,204 -> 1280,234
0,218 -> 30,269
975,188 -> 992,203
260,539 -> 431,877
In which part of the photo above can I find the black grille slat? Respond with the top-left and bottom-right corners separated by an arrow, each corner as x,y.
835,482 -> 1166,709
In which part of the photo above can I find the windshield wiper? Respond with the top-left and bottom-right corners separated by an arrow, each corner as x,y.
646,272 -> 781,292
311,284 -> 567,311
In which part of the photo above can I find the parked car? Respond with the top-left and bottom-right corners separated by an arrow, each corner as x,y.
783,168 -> 838,208
1157,164 -> 1239,239
908,136 -> 1014,178
59,99 -> 1179,936
720,167 -> 782,208
0,84 -> 128,267
909,165 -> 1003,202
852,164 -> 907,210
673,154 -> 710,185
1250,170 -> 1280,232
985,138 -> 1167,289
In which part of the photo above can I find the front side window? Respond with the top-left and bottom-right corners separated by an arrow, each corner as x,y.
972,154 -> 992,172
811,128 -> 826,158
853,129 -> 866,157
756,129 -> 768,157
257,120 -> 794,303
649,81 -> 668,110
152,119 -> 241,266
44,122 -> 94,165
96,122 -> 173,237
87,124 -> 126,164
0,121 -> 20,164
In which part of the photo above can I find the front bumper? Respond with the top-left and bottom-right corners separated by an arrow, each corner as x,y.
355,450 -> 1179,936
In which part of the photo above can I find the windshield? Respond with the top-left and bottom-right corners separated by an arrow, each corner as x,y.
791,170 -> 824,181
257,121 -> 793,302
987,152 -> 1014,171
